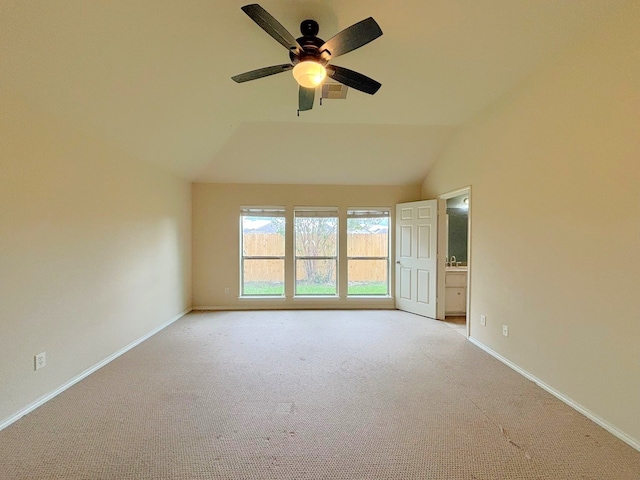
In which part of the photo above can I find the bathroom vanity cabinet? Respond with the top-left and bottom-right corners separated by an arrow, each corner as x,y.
445,268 -> 467,315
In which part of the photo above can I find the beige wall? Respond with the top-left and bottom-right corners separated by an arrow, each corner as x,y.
192,183 -> 420,309
0,102 -> 192,424
422,3 -> 640,446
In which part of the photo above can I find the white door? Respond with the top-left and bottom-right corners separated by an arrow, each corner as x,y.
395,199 -> 442,318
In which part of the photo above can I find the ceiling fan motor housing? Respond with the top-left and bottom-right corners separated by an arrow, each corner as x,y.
289,19 -> 327,65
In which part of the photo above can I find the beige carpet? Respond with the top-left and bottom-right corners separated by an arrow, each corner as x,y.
1,310 -> 638,479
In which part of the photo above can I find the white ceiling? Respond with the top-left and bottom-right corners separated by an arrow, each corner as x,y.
1,0 -> 627,185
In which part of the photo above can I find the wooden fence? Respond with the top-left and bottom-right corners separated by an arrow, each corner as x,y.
243,233 -> 388,282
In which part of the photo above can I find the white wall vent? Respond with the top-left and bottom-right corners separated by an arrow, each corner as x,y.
321,83 -> 348,100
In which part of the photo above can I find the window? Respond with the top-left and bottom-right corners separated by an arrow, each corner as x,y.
240,207 -> 285,296
240,206 -> 390,299
347,209 -> 390,295
294,208 -> 338,296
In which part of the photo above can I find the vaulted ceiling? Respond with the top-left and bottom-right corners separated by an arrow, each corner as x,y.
1,1 -> 627,185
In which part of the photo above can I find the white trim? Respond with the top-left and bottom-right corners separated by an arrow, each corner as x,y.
240,206 -> 286,217
438,186 -> 472,336
192,303 -> 395,311
346,208 -> 391,218
439,186 -> 472,200
468,336 -> 640,453
238,295 -> 286,300
293,295 -> 340,300
0,308 -> 191,432
346,295 -> 393,300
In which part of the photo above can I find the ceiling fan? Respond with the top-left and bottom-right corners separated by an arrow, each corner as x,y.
231,4 -> 383,113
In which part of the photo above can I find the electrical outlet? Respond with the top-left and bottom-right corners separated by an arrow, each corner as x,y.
502,325 -> 509,337
224,287 -> 230,294
35,352 -> 46,371
480,314 -> 486,326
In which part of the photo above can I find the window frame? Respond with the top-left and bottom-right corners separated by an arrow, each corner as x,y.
293,207 -> 339,297
346,208 -> 391,297
239,207 -> 286,297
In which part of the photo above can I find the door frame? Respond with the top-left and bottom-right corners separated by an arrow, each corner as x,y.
438,186 -> 472,337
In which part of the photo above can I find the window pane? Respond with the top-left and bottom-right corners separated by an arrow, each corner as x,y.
295,216 -> 337,257
296,259 -> 337,295
242,216 -> 285,256
347,211 -> 389,296
347,217 -> 389,257
347,259 -> 388,295
242,259 -> 284,295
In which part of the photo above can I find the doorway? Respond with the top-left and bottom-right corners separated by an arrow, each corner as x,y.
439,187 -> 471,337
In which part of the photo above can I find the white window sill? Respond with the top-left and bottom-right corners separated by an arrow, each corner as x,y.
293,295 -> 340,300
347,295 -> 393,300
239,295 -> 286,300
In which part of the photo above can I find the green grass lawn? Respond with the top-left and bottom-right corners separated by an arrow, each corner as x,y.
296,283 -> 336,295
242,282 -> 285,295
243,282 -> 387,296
347,282 -> 388,295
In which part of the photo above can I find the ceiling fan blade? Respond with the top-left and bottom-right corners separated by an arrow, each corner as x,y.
231,64 -> 293,83
326,65 -> 381,95
299,86 -> 315,112
319,17 -> 382,60
241,4 -> 302,56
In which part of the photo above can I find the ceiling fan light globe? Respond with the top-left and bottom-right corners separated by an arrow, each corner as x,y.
293,61 -> 326,88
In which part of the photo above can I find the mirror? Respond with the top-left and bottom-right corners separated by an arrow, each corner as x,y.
446,194 -> 468,265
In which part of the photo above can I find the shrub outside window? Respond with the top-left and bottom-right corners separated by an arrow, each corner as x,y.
294,208 -> 338,296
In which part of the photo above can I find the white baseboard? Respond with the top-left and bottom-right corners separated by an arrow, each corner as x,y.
0,308 -> 191,432
468,336 -> 640,453
192,303 -> 396,311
